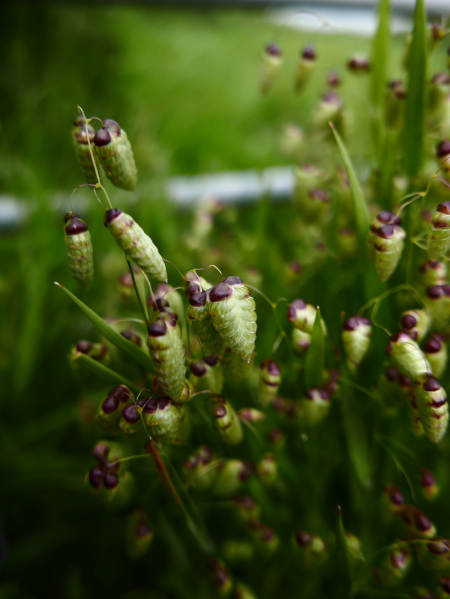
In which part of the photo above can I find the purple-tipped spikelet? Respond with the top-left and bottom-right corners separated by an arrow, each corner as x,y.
87,441 -> 133,504
294,45 -> 317,94
373,542 -> 411,587
71,341 -> 110,375
401,505 -> 437,539
382,484 -> 405,516
414,373 -> 449,443
368,211 -> 402,256
259,359 -> 281,406
209,396 -> 243,445
424,334 -> 447,378
94,120 -> 137,191
372,224 -> 405,282
120,403 -> 142,436
104,209 -> 167,283
385,332 -> 429,383
248,520 -> 279,554
438,576 -> 450,597
424,285 -> 450,330
72,122 -> 99,184
312,92 -> 346,136
416,539 -> 450,572
293,530 -> 327,567
232,496 -> 261,521
420,467 -> 439,500
237,408 -> 265,423
301,388 -> 331,426
97,385 -> 133,432
64,213 -> 94,291
208,277 -> 257,363
126,509 -> 153,559
182,446 -> 220,490
214,460 -> 254,495
260,43 -> 283,95
385,80 -> 406,129
288,299 -> 326,335
209,558 -> 232,596
347,55 -> 370,73
437,140 -> 450,173
189,355 -> 224,394
419,260 -> 447,288
142,396 -> 183,442
292,328 -> 311,355
429,202 -> 450,261
187,291 -> 228,357
342,315 -> 372,373
428,73 -> 450,123
147,313 -> 186,401
257,454 -> 277,485
400,309 -> 431,342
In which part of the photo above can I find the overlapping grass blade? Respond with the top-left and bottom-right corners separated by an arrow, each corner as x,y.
304,308 -> 324,388
74,353 -> 141,395
370,0 -> 390,108
336,506 -> 353,590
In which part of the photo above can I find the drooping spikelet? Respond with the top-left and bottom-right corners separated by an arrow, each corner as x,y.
214,460 -> 254,495
373,224 -> 406,282
293,530 -> 327,567
104,209 -> 167,282
259,359 -> 281,406
301,388 -> 331,426
373,543 -> 411,587
400,309 -> 431,342
381,484 -> 405,517
72,120 -> 98,184
420,467 -> 439,500
423,285 -> 450,330
288,299 -> 326,335
126,509 -> 153,559
423,333 -> 447,378
97,385 -> 133,433
142,396 -> 183,441
182,446 -> 220,490
189,355 -> 224,394
419,260 -> 447,289
64,212 -> 94,291
384,80 -> 406,129
367,211 -> 402,258
260,43 -> 283,95
292,328 -> 311,355
385,333 -> 429,383
187,290 -> 227,356
147,312 -> 186,401
414,373 -> 448,443
342,315 -> 372,373
208,276 -> 257,363
429,201 -> 450,260
209,395 -> 243,445
401,505 -> 437,539
94,120 -> 137,191
294,45 -> 316,94
416,539 -> 450,573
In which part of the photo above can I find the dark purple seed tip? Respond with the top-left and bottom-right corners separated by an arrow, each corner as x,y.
102,395 -> 119,414
239,461 -> 255,481
185,282 -> 202,298
76,340 -> 93,354
266,43 -> 281,57
377,224 -> 394,239
94,128 -> 111,147
190,360 -> 207,377
437,201 -> 450,215
389,486 -> 404,506
424,336 -> 442,354
420,468 -> 435,487
423,374 -> 442,392
143,398 -> 158,414
158,397 -> 172,411
203,354 -> 219,367
401,314 -> 418,330
437,140 -> 450,158
64,211 -> 80,223
148,319 -> 167,337
104,208 -> 122,227
414,511 -> 432,531
120,330 -> 142,347
302,45 -> 315,60
385,366 -> 400,382
104,119 -> 121,136
88,466 -> 104,489
343,316 -> 361,331
432,72 -> 450,85
209,282 -> 233,302
93,443 -> 109,463
378,211 -> 401,226
296,530 -> 313,547
214,405 -> 227,418
65,218 -> 88,236
427,285 -> 445,299
103,472 -> 119,490
261,359 -> 281,376
441,577 -> 450,593
122,404 -> 140,423
327,71 -> 340,87
309,188 -> 330,203
189,291 -> 207,307
225,276 -> 243,286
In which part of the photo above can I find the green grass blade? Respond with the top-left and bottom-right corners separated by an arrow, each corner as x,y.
370,0 -> 390,108
74,353 -> 141,395
56,282 -> 154,373
336,506 -> 353,589
331,124 -> 370,247
402,0 -> 427,178
304,308 -> 324,388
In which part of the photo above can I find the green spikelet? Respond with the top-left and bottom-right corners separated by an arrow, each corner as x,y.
143,396 -> 183,441
385,333 -> 429,383
93,120 -> 137,191
424,285 -> 450,330
87,441 -> 134,506
293,531 -> 327,567
71,341 -> 110,377
183,446 -> 220,490
104,209 -> 167,282
259,359 -> 281,406
345,531 -> 365,565
222,348 -> 253,382
232,496 -> 261,521
147,313 -> 185,401
187,291 -> 227,356
382,484 -> 405,516
293,164 -> 327,216
292,328 -> 311,355
312,92 -> 346,137
420,467 -> 439,500
301,388 -> 331,426
414,374 -> 449,443
401,505 -> 437,539
248,521 -> 279,554
64,213 -> 94,291
126,509 -> 153,559
438,576 -> 450,597
419,260 -> 447,289
183,270 -> 212,297
294,46 -> 316,93
209,395 -> 243,445
72,120 -> 98,184
367,212 -> 402,258
257,454 -> 277,485
234,583 -> 257,599
214,460 -> 254,495
372,224 -> 405,282
208,277 -> 257,363
209,558 -> 232,596
429,202 -> 450,260
400,309 -> 431,342
424,333 -> 447,378
385,81 -> 406,129
288,299 -> 324,335
97,385 -> 133,433
260,43 -> 282,95
189,355 -> 224,394
342,315 -> 371,373
373,542 -> 411,587
237,408 -> 265,423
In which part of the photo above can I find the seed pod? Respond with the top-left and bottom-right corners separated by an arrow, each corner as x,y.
209,558 -> 232,596
97,385 -> 133,432
312,92 -> 346,135
143,396 -> 183,441
72,122 -> 98,184
214,460 -> 254,495
120,403 -> 142,436
94,121 -> 137,191
342,315 -> 372,372
400,309 -> 431,342
414,373 -> 449,443
438,576 -> 450,596
234,583 -> 257,599
257,454 -> 277,485
301,188 -> 331,222
189,355 -> 224,394
385,80 -> 406,129
208,277 -> 257,363
419,260 -> 447,288
71,341 -> 110,374
429,202 -> 450,261
259,359 -> 281,406
260,43 -> 282,95
126,509 -> 153,559
64,213 -> 94,291
87,440 -> 131,503
222,348 -> 252,382
183,446 -> 219,490
237,408 -> 265,423
424,334 -> 447,378
248,520 -> 279,554
147,313 -> 186,401
424,285 -> 450,330
288,299 -> 326,335
368,211 -> 402,257
292,328 -> 311,355
347,55 -> 370,73
209,396 -> 243,445
372,224 -> 405,282
385,332 -> 429,383
382,484 -> 405,516
293,530 -> 327,567
187,291 -> 227,356
183,270 -> 212,297
402,505 -> 437,539
104,209 -> 167,283
420,467 -> 439,500
295,45 -> 316,94
373,542 -> 411,587
232,496 -> 260,521
301,388 -> 331,426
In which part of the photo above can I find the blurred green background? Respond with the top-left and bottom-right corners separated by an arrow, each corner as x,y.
1,3 -> 449,598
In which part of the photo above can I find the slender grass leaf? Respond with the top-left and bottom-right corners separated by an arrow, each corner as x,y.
56,282 -> 154,373
304,308 -> 324,388
375,435 -> 417,502
370,0 -> 390,108
402,0 -> 427,177
336,507 -> 353,590
74,353 -> 141,395
331,124 -> 370,247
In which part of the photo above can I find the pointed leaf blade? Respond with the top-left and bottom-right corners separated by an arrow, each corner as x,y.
74,353 -> 141,395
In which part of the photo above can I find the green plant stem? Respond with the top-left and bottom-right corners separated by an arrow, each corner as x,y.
127,258 -> 150,329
